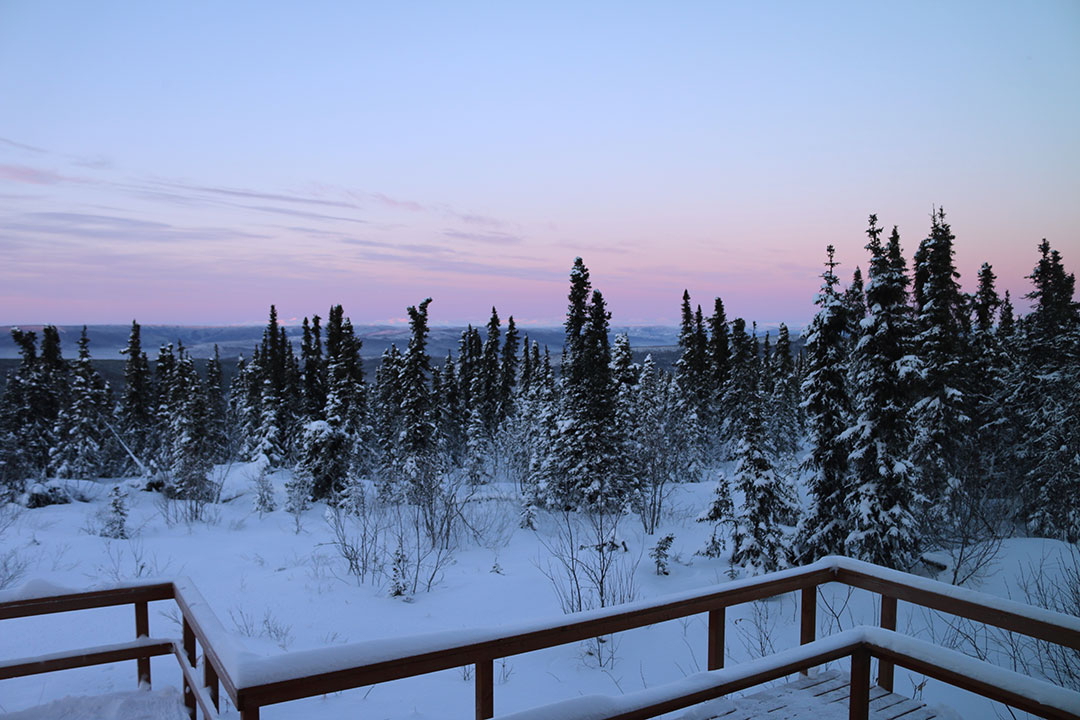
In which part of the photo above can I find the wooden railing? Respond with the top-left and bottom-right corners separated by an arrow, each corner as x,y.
2,557 -> 1079,720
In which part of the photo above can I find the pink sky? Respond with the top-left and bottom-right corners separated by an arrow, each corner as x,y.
1,3 -> 1077,328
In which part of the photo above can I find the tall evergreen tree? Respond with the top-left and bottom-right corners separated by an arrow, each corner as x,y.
500,315 -> 520,418
909,208 -> 973,509
169,349 -> 214,502
205,345 -> 229,463
796,246 -> 852,561
843,219 -> 918,569
300,315 -> 326,422
730,387 -> 788,573
51,327 -> 114,480
547,261 -> 621,511
118,320 -> 154,474
398,299 -> 439,503
768,323 -> 800,457
374,345 -> 404,491
1015,240 -> 1080,540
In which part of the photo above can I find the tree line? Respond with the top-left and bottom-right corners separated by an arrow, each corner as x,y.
0,209 -> 1075,572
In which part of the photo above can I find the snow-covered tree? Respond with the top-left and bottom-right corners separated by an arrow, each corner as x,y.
117,320 -> 154,474
168,351 -> 214,503
796,246 -> 852,562
101,485 -> 129,539
730,392 -> 788,573
909,208 -> 973,510
1014,240 -> 1080,540
843,218 -> 919,569
51,327 -> 115,480
548,266 -> 621,512
398,298 -> 440,505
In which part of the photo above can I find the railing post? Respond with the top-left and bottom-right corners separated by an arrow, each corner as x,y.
707,607 -> 725,670
878,595 -> 897,692
135,600 -> 150,687
849,647 -> 870,720
183,616 -> 196,719
800,585 -> 816,675
203,658 -> 219,713
240,706 -> 259,720
475,657 -> 494,720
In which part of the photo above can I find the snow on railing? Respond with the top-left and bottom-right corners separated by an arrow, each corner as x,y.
3,556 -> 1080,720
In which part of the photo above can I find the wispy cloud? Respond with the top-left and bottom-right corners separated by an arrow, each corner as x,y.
2,211 -> 271,244
152,180 -> 362,210
0,164 -> 75,185
0,138 -> 48,154
443,229 -> 523,245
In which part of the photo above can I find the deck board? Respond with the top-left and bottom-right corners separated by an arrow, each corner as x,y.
673,669 -> 945,720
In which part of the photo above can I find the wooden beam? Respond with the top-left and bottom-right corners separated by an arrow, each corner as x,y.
183,617 -> 197,718
135,600 -> 150,687
171,642 -> 220,720
0,639 -> 173,679
800,585 -> 817,675
0,583 -> 173,620
476,657 -> 494,720
238,567 -> 837,707
868,643 -> 1080,720
707,607 -> 725,670
878,595 -> 897,692
849,648 -> 870,720
837,567 -> 1080,651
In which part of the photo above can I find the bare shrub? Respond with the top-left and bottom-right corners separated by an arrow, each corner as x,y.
95,538 -> 173,583
0,503 -> 29,589
323,489 -> 385,586
535,510 -> 641,667
1014,547 -> 1080,690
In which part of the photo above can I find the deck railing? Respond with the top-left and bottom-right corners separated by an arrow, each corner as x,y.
2,557 -> 1078,720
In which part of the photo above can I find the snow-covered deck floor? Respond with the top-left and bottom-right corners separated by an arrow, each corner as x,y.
676,670 -> 947,720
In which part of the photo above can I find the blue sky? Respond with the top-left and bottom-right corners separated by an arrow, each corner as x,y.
1,1 -> 1077,326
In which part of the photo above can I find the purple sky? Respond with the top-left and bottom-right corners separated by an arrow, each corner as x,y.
2,2 -> 1078,329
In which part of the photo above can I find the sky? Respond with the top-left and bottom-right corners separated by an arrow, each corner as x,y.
1,1 -> 1078,329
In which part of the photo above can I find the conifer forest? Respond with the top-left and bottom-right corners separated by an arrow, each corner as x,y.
2,211 -> 1077,581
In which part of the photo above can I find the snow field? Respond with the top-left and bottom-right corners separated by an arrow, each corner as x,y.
1,464 -> 1077,719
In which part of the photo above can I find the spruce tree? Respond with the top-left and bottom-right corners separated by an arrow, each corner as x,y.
1,330 -> 46,489
151,343 -> 178,474
969,263 -> 1015,500
547,261 -> 621,511
1015,240 -> 1080,540
843,218 -> 918,569
707,297 -> 733,453
796,246 -> 852,561
437,353 -> 467,468
169,350 -> 214,503
909,208 -> 973,510
101,485 -> 129,539
768,323 -> 800,458
374,345 -> 404,493
500,315 -> 520,418
51,327 -> 114,480
205,345 -> 229,462
398,299 -> 440,505
300,315 -> 326,422
731,384 -> 788,573
118,320 -> 154,474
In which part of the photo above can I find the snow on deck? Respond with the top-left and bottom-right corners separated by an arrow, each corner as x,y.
1,686 -> 188,720
676,670 -> 958,720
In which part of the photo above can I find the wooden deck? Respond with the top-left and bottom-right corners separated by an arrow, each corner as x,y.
676,670 -> 940,720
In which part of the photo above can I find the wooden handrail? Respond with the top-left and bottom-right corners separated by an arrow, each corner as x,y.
2,556 -> 1079,720
490,628 -> 1080,720
834,560 -> 1080,650
0,582 -> 173,620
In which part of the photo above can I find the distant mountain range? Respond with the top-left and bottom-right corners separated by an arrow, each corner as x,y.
0,324 -> 693,360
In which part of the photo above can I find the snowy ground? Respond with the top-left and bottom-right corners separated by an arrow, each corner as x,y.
1,464 -> 1075,719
